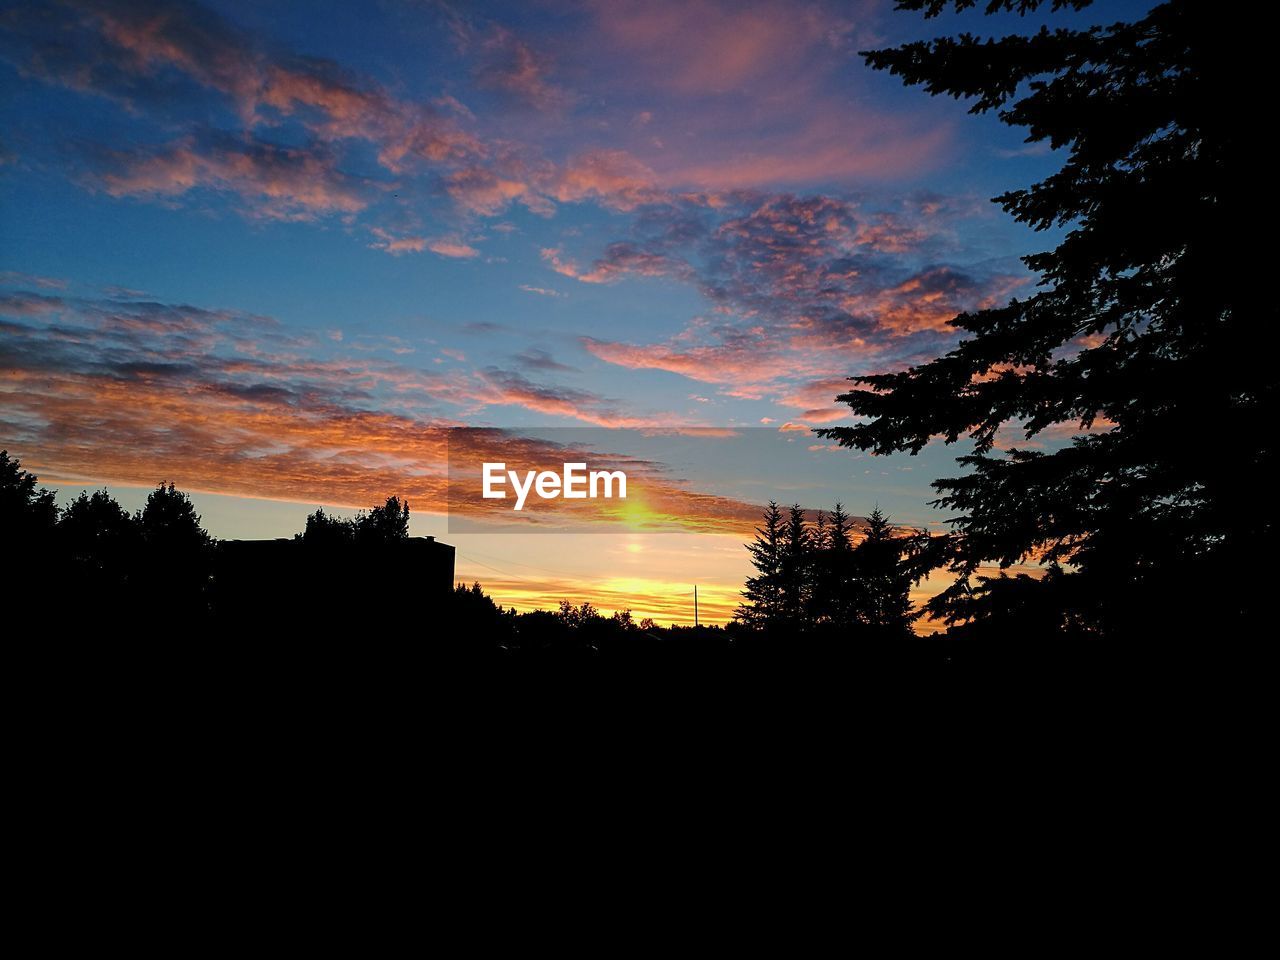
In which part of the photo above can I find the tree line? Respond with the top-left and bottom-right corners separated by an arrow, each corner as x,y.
735,502 -> 923,638
2,449 -> 416,627
3,449 -> 955,668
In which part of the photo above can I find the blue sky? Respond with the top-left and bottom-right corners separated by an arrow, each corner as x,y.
0,0 -> 1154,621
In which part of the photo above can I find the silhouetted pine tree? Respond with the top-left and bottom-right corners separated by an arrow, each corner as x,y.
736,501 -> 784,629
816,502 -> 857,628
818,0 -> 1269,639
827,503 -> 853,553
850,508 -> 913,638
780,504 -> 811,630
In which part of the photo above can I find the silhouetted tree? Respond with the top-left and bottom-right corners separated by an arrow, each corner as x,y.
827,503 -> 854,552
0,449 -> 56,541
60,488 -> 136,550
780,504 -> 811,629
299,498 -> 409,547
137,481 -> 213,621
3,452 -> 59,631
447,582 -> 515,656
736,501 -> 785,629
849,508 -> 914,638
811,502 -> 856,627
138,482 -> 211,553
556,599 -> 600,628
819,1 -> 1267,640
59,489 -> 139,595
300,507 -> 356,546
354,496 -> 410,545
736,501 -> 922,639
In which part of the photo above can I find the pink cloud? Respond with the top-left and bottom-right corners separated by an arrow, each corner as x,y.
446,166 -> 534,216
545,150 -> 667,211
542,244 -> 689,285
471,24 -> 571,111
657,122 -> 952,192
5,0 -> 961,241
369,229 -> 427,255
563,188 -> 1031,410
99,136 -> 370,220
586,0 -> 852,95
427,238 -> 480,259
573,0 -> 952,191
777,378 -> 855,422
466,369 -> 685,429
581,336 -> 795,386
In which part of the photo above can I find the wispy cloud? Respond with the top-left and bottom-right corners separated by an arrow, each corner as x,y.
515,347 -> 576,372
562,191 -> 1027,417
518,284 -> 564,298
97,133 -> 373,220
469,22 -> 572,112
0,284 -> 728,497
0,285 -> 797,538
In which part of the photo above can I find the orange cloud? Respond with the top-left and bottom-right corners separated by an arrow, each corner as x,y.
0,298 -> 798,542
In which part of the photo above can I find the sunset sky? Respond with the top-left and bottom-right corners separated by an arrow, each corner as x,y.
0,0 -> 1150,624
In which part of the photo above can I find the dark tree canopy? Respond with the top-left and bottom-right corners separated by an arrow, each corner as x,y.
60,489 -> 138,560
300,496 -> 411,547
737,501 -> 920,637
1,449 -> 57,539
356,496 -> 410,545
819,0 -> 1269,638
138,482 -> 212,554
301,507 -> 357,547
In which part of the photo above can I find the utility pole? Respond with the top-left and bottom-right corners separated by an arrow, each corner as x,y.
694,585 -> 699,627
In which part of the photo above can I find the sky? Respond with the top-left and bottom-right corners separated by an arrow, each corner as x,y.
0,0 -> 1153,625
